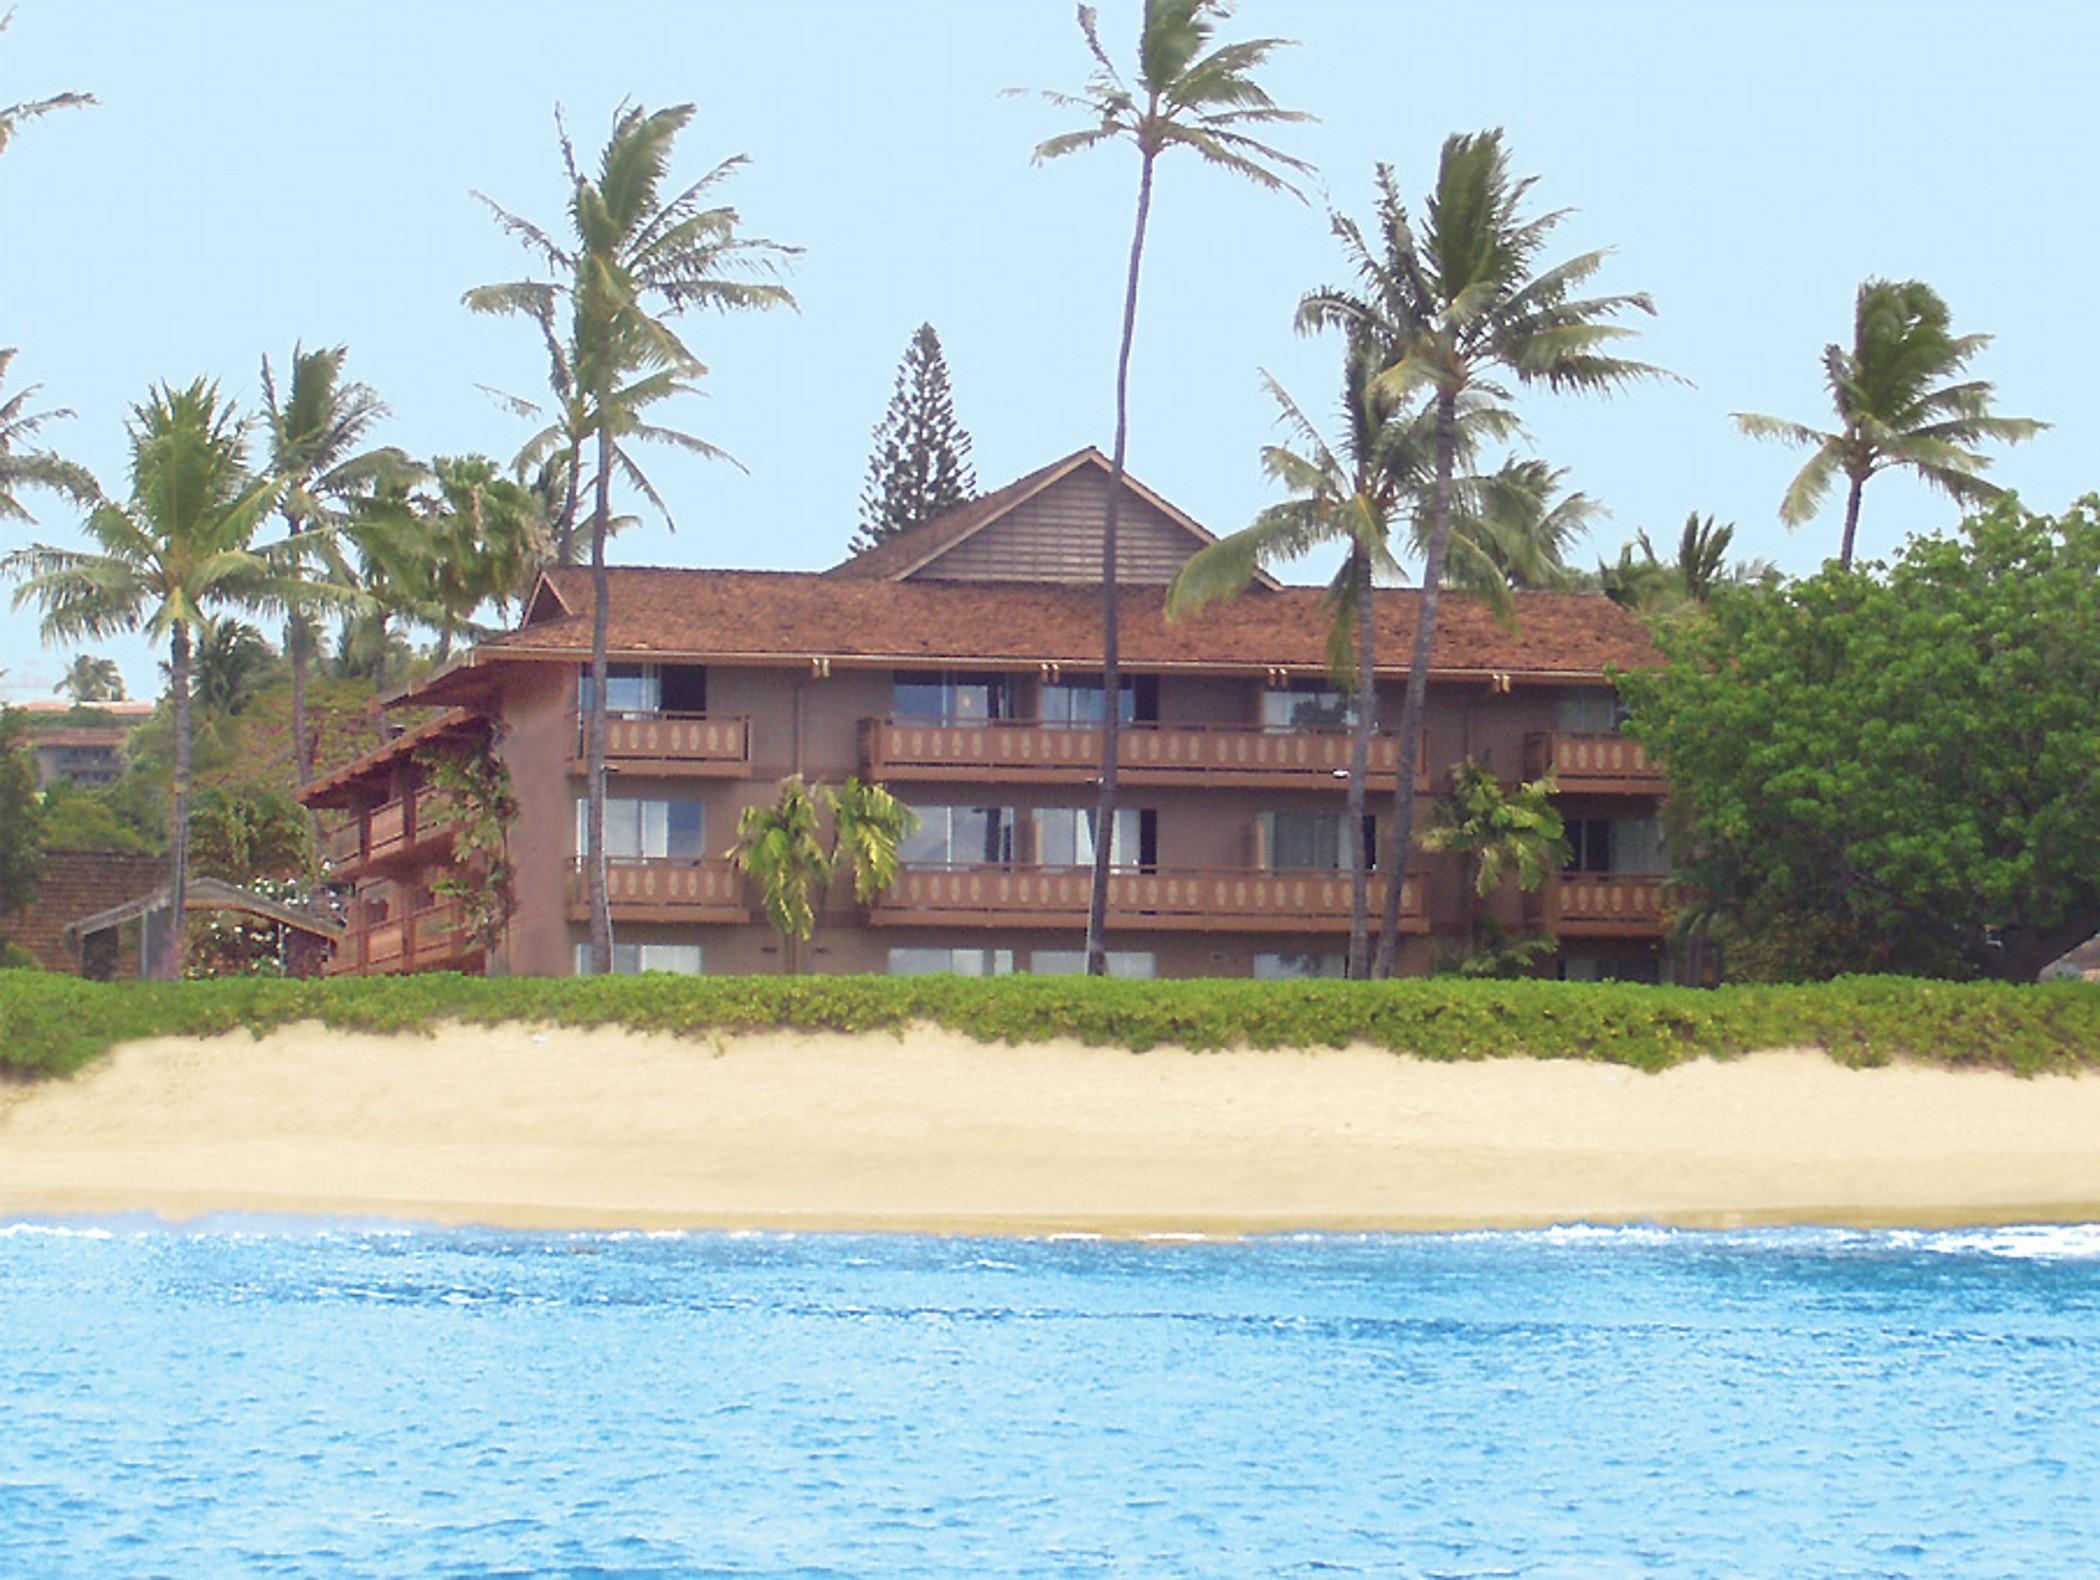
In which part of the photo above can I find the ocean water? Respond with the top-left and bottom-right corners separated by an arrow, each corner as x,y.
3,1223 -> 2098,1577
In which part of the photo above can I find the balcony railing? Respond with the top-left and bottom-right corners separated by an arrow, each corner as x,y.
1523,731 -> 1665,795
328,787 -> 462,874
325,899 -> 478,976
1524,873 -> 1670,938
571,712 -> 751,776
869,863 -> 1427,934
863,718 -> 1430,791
567,857 -> 749,923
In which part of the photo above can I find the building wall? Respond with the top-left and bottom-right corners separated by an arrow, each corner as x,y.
2,849 -> 166,975
489,658 -> 1663,981
913,467 -> 1202,585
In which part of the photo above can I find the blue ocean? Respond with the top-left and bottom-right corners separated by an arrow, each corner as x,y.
3,1221 -> 2097,1577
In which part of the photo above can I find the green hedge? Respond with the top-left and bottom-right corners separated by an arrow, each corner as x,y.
1,972 -> 2095,1082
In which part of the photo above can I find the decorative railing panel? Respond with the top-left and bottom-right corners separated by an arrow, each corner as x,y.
1523,731 -> 1665,793
871,864 -> 1426,934
864,719 -> 1428,789
573,712 -> 751,774
1525,874 -> 1669,937
569,859 -> 748,920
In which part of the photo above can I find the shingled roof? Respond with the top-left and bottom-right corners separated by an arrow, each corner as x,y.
452,566 -> 1658,683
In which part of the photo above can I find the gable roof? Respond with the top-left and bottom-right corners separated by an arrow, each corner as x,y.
825,447 -> 1278,588
428,566 -> 1657,691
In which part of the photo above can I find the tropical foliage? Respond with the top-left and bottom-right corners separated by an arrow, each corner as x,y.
0,705 -> 44,928
1298,135 -> 1665,975
54,652 -> 124,702
1419,760 -> 1567,978
0,9 -> 92,156
730,775 -> 917,972
468,101 -> 797,973
854,322 -> 977,552
1028,0 -> 1310,974
3,381 -> 346,977
417,735 -> 521,962
1733,278 -> 2046,569
1616,498 -> 2100,982
0,347 -> 97,527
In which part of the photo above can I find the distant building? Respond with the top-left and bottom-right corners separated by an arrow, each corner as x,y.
12,700 -> 153,789
301,449 -> 1674,982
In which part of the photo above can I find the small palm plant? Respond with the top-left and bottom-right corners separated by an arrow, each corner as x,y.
54,652 -> 125,703
1419,759 -> 1569,977
1733,277 -> 2046,570
730,775 -> 917,974
1025,0 -> 1311,975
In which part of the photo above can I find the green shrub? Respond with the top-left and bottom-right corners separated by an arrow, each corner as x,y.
0,972 -> 2095,1083
0,941 -> 42,971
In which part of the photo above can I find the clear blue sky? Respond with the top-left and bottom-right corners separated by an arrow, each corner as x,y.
3,0 -> 2092,701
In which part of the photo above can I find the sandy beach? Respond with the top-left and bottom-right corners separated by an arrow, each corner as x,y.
3,1022 -> 2099,1234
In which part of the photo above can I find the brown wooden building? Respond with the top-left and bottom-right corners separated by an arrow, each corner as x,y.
299,449 -> 1673,981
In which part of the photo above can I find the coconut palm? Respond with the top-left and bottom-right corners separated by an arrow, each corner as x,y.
4,382 -> 348,977
54,652 -> 124,703
1168,353 -> 1405,978
0,11 -> 93,156
1427,460 -> 1600,595
1026,0 -> 1311,975
421,455 -> 545,659
729,775 -> 916,975
1733,278 -> 2046,570
259,344 -> 412,788
469,101 -> 796,973
1299,137 -> 1666,976
1,348 -> 98,526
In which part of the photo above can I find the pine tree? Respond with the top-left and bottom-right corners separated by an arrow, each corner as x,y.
854,324 -> 976,551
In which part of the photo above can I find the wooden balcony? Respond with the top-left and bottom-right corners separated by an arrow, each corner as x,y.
1524,874 -> 1671,938
869,864 -> 1427,934
1524,731 -> 1666,796
567,858 -> 749,924
326,900 -> 480,976
326,787 -> 462,877
862,719 -> 1430,791
570,712 -> 751,777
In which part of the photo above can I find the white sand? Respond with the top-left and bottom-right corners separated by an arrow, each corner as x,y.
3,1022 -> 2098,1234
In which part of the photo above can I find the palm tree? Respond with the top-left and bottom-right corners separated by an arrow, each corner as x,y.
0,11 -> 93,156
421,455 -> 544,659
4,382 -> 344,977
469,102 -> 796,974
1733,278 -> 2046,570
1,348 -> 97,527
729,775 -> 916,975
1427,459 -> 1599,595
54,652 -> 124,703
1299,138 -> 1666,976
1026,0 -> 1310,975
259,345 -> 411,789
1168,354 -> 1404,978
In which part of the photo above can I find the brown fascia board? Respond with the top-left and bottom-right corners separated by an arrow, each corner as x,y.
424,642 -> 1622,687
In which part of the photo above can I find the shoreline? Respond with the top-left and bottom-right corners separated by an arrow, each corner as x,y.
5,1022 -> 2100,1237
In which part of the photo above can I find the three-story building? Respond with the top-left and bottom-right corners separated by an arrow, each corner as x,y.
301,449 -> 1671,980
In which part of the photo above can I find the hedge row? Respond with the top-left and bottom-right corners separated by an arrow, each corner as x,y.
1,971 -> 2095,1082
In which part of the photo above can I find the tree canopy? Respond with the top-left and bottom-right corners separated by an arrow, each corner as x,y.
853,324 -> 977,553
1616,498 -> 2100,982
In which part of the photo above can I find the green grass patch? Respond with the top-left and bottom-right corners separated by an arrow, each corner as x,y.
1,971 -> 2095,1083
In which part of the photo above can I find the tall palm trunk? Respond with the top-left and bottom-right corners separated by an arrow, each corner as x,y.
1374,388 -> 1458,979
1085,144 -> 1156,976
1838,470 -> 1867,570
1346,539 -> 1375,979
584,423 -> 614,973
554,436 -> 582,565
164,621 -> 193,982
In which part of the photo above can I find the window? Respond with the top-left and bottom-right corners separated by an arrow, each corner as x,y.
900,804 -> 1019,866
1255,952 -> 1346,980
1262,684 -> 1357,731
1562,816 -> 1667,875
1039,675 -> 1157,725
1555,689 -> 1627,734
1260,811 -> 1374,871
888,947 -> 1015,977
575,797 -> 705,861
1034,806 -> 1152,869
892,671 -> 1015,724
575,941 -> 703,976
1029,950 -> 1156,979
580,663 -> 661,717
